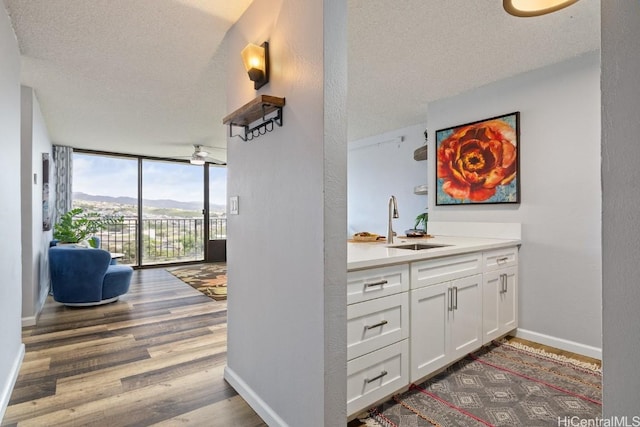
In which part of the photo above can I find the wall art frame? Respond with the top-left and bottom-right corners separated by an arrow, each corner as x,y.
435,111 -> 520,206
42,152 -> 52,230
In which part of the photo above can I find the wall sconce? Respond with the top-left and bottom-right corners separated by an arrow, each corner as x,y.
190,155 -> 205,165
503,0 -> 579,17
241,41 -> 269,90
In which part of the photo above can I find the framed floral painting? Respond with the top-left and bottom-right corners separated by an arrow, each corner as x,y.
435,112 -> 520,205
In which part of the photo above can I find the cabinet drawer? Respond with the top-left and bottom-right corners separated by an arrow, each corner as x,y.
483,246 -> 518,271
347,264 -> 410,304
411,253 -> 482,289
347,340 -> 409,416
347,292 -> 409,360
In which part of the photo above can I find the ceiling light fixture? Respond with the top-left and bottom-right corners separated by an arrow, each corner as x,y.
241,41 -> 269,90
503,0 -> 580,17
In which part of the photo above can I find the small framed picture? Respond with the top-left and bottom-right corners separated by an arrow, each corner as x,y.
435,112 -> 520,205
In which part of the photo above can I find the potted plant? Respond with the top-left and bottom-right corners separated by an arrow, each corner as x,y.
414,211 -> 428,232
53,208 -> 123,246
405,211 -> 428,237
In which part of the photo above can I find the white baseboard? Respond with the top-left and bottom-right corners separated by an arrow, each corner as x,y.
224,365 -> 288,427
0,343 -> 25,422
21,316 -> 36,327
515,328 -> 602,360
22,284 -> 49,327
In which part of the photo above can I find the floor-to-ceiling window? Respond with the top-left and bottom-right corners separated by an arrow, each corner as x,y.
141,159 -> 205,265
209,165 -> 227,240
72,151 -> 225,267
72,153 -> 139,263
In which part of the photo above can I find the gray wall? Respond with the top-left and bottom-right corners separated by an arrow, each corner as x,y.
223,0 -> 347,425
0,5 -> 25,420
20,86 -> 53,326
428,52 -> 602,357
348,123 -> 429,236
601,1 -> 640,418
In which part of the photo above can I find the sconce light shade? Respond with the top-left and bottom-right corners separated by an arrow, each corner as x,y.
503,0 -> 579,16
190,156 -> 205,165
241,42 -> 269,90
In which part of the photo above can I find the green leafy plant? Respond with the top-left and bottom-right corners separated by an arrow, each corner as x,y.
53,208 -> 123,244
414,211 -> 429,231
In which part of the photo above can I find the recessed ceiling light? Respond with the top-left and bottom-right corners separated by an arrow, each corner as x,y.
503,0 -> 580,17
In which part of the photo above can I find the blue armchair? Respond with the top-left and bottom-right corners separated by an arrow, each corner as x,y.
49,246 -> 133,306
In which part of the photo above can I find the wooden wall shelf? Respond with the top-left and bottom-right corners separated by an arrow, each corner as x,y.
413,145 -> 427,161
223,95 -> 285,141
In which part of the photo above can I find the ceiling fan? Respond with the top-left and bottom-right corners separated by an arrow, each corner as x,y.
187,145 -> 226,166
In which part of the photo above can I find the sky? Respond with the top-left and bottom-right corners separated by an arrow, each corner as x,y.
73,153 -> 227,206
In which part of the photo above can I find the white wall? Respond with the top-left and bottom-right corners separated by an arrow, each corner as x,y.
20,86 -> 53,326
223,0 -> 347,425
0,5 -> 25,421
601,1 -> 640,417
348,124 -> 428,236
428,52 -> 602,357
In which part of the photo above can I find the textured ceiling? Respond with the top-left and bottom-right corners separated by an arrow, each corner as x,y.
348,0 -> 600,141
3,0 -> 600,162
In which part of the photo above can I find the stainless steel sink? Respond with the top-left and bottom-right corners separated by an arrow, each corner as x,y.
390,243 -> 450,250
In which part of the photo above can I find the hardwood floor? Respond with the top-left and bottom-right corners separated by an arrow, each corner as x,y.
2,268 -> 267,427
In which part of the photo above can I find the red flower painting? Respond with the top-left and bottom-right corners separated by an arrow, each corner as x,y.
436,113 -> 519,204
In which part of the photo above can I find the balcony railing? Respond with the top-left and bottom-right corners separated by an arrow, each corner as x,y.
93,217 -> 226,265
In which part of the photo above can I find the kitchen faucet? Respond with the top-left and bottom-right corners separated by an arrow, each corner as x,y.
387,195 -> 399,244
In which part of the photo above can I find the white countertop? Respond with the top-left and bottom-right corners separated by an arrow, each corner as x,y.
348,235 -> 521,271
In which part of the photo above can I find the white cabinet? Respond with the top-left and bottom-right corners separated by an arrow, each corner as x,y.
482,247 -> 518,344
410,252 -> 482,289
347,264 -> 410,305
347,292 -> 409,360
346,244 -> 519,416
410,273 -> 483,382
346,264 -> 410,416
483,266 -> 518,344
346,340 -> 409,416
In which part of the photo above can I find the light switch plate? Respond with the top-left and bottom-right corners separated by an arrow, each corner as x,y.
229,196 -> 239,215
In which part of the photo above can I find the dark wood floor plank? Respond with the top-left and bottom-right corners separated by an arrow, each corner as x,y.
1,267 -> 266,427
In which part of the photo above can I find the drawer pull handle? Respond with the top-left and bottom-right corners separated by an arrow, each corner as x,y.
365,370 -> 388,384
364,279 -> 388,288
365,320 -> 388,330
497,256 -> 509,264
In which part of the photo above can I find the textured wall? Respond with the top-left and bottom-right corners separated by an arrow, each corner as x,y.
223,0 -> 347,425
0,5 -> 25,420
20,86 -> 53,325
601,1 -> 640,418
428,52 -> 602,356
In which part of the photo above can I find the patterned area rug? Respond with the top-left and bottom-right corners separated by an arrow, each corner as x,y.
167,263 -> 227,301
363,340 -> 602,427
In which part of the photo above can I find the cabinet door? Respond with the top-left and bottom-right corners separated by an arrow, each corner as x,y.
482,270 -> 502,344
499,266 -> 518,335
347,292 -> 409,360
410,282 -> 449,382
347,264 -> 410,304
449,274 -> 483,361
347,340 -> 409,417
411,253 -> 482,290
483,246 -> 518,272
483,266 -> 518,344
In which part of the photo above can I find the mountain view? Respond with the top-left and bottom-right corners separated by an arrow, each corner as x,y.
73,192 -> 226,219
